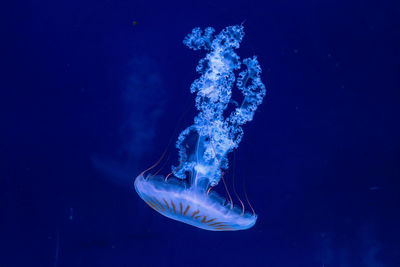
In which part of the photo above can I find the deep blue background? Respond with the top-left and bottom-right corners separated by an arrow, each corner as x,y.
1,0 -> 400,266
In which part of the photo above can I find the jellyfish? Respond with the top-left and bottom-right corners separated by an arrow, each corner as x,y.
134,25 -> 266,231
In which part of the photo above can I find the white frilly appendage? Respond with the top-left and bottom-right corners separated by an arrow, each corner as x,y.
172,25 -> 266,190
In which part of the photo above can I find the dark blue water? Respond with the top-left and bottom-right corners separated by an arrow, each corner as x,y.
2,0 -> 400,266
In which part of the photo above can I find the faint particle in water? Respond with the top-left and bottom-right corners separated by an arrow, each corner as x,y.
132,21 -> 137,26
69,207 -> 73,221
369,186 -> 381,191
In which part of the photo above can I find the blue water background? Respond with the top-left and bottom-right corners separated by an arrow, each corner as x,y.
1,0 -> 400,266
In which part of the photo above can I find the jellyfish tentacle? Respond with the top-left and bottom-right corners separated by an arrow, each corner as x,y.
165,151 -> 185,181
231,152 -> 245,215
243,177 -> 256,216
207,130 -> 233,209
139,147 -> 168,177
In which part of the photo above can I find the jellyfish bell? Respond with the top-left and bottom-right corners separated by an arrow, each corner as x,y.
134,174 -> 257,231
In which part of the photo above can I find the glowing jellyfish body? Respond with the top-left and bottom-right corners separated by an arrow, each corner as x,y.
135,175 -> 256,230
135,25 -> 266,231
